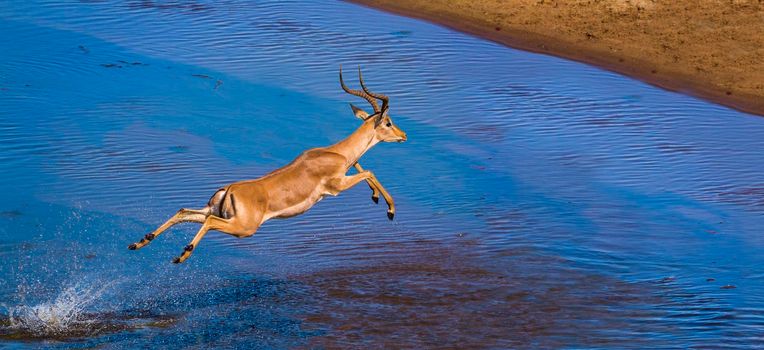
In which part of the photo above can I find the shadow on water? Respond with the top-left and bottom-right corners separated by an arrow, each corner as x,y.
1,0 -> 764,348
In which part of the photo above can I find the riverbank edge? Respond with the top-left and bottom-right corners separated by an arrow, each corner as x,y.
349,0 -> 764,117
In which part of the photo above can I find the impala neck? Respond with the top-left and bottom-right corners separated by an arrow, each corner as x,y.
330,120 -> 379,167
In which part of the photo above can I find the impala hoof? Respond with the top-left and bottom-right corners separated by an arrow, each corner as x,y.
128,243 -> 137,250
144,233 -> 155,241
184,244 -> 194,252
372,196 -> 379,204
172,257 -> 181,264
387,211 -> 394,220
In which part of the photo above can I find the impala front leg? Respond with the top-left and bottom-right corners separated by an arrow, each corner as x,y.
353,162 -> 380,203
353,163 -> 396,220
329,171 -> 373,194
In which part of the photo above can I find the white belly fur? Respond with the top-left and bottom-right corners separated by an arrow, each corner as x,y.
265,190 -> 328,220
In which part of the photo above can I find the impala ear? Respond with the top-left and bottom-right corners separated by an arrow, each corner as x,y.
349,104 -> 369,120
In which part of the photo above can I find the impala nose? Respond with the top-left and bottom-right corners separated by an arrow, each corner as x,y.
399,133 -> 407,142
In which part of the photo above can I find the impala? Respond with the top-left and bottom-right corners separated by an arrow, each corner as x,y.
128,67 -> 407,263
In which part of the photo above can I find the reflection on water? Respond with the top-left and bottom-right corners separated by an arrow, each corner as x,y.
298,241 -> 658,348
1,0 -> 763,348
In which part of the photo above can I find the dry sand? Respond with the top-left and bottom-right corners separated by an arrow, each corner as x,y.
351,0 -> 764,116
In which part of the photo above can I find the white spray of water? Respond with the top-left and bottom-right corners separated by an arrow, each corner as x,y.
4,282 -> 114,337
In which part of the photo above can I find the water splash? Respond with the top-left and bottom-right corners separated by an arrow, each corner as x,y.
3,282 -> 113,338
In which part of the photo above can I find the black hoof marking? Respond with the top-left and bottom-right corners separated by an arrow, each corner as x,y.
372,196 -> 379,204
128,243 -> 137,250
144,233 -> 155,241
172,257 -> 181,264
387,211 -> 394,220
184,244 -> 194,252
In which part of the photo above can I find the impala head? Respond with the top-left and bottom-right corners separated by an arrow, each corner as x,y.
340,66 -> 407,143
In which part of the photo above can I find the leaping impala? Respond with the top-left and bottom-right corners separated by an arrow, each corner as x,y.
128,67 -> 407,263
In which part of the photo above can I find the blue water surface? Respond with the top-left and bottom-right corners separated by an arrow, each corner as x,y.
1,1 -> 763,348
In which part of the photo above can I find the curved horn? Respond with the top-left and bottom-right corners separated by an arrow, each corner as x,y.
340,65 -> 380,113
358,66 -> 389,113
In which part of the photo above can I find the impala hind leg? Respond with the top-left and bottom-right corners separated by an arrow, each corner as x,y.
353,163 -> 396,220
128,208 -> 209,250
172,215 -> 259,264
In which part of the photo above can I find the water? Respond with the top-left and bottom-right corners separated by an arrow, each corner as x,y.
1,0 -> 763,348
1,282 -> 173,339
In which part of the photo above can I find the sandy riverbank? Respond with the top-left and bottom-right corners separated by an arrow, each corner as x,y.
350,0 -> 764,116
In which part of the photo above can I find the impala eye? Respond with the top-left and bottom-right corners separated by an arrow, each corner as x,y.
386,122 -> 392,127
